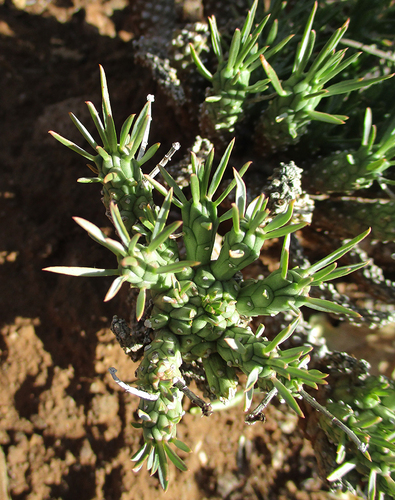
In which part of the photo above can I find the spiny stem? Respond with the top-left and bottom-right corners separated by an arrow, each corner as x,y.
137,94 -> 155,160
299,389 -> 369,455
108,367 -> 159,401
149,142 -> 181,179
245,388 -> 278,424
173,377 -> 213,416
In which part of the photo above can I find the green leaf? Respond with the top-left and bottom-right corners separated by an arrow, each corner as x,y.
189,43 -> 213,81
152,189 -> 173,240
190,174 -> 201,205
280,233 -> 290,280
86,101 -> 108,149
327,460 -> 357,482
156,261 -> 200,274
69,112 -> 98,150
234,169 -> 246,217
104,275 -> 128,301
132,443 -> 153,472
263,34 -> 294,61
156,442 -> 169,491
293,1 -> 317,74
302,297 -> 361,317
136,288 -> 146,321
240,0 -> 257,45
314,261 -> 368,283
73,216 -> 127,256
208,16 -> 223,62
147,220 -> 183,253
163,442 -> 188,471
159,166 -> 188,204
200,148 -> 214,198
305,110 -> 347,124
172,439 -> 192,454
317,51 -> 361,87
49,131 -> 96,162
368,469 -> 377,500
119,113 -> 136,148
227,29 -> 241,71
127,115 -> 150,159
263,222 -> 307,240
139,142 -> 161,166
260,56 -> 288,97
77,177 -> 102,184
305,19 -> 350,82
325,73 -> 394,97
264,200 -> 295,232
214,161 -> 250,207
43,266 -> 119,277
304,229 -> 370,276
262,314 -> 301,354
208,139 -> 235,200
271,377 -> 304,417
109,201 -> 131,248
99,65 -> 112,119
245,366 -> 261,392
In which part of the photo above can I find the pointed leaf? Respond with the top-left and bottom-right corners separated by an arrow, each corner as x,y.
234,168 -> 246,217
77,177 -> 102,184
119,113 -> 136,148
260,56 -> 288,96
69,112 -> 98,150
109,201 -> 131,248
159,166 -> 188,204
214,161 -> 250,207
208,16 -> 223,62
302,297 -> 361,317
271,377 -> 304,417
327,460 -> 357,482
172,439 -> 192,453
305,110 -> 347,124
147,220 -> 183,253
293,1 -> 317,74
280,234 -> 290,280
43,266 -> 119,277
227,29 -> 241,71
104,275 -> 128,301
189,43 -> 213,81
305,229 -> 370,275
208,139 -> 235,199
99,65 -> 113,120
263,222 -> 307,240
132,443 -> 153,471
240,0 -> 257,44
156,261 -> 200,274
139,142 -> 161,166
156,443 -> 169,491
86,101 -> 108,148
245,366 -> 262,392
325,73 -> 394,97
152,189 -> 173,240
49,131 -> 96,161
136,288 -> 146,321
264,201 -> 295,233
163,442 -> 188,471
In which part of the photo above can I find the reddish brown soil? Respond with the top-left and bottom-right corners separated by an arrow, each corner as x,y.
1,2 -> 393,499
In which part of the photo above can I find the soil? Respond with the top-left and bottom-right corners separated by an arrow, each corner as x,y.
0,2 -> 394,500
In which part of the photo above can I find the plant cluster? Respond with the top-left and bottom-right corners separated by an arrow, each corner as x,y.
45,0 -> 395,497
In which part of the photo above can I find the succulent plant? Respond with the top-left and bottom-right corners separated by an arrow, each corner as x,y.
44,67 -> 375,490
190,0 -> 292,139
307,108 -> 395,194
307,353 -> 395,500
256,2 -> 393,152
